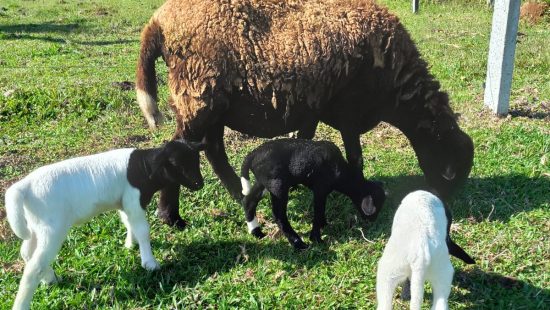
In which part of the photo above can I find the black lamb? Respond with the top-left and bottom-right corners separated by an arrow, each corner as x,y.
240,138 -> 386,250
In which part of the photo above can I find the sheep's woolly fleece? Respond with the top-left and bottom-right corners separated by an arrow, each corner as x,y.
148,0 -> 442,123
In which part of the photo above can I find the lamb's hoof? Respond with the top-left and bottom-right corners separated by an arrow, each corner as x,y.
142,259 -> 161,271
291,239 -> 309,251
251,227 -> 266,239
41,271 -> 60,285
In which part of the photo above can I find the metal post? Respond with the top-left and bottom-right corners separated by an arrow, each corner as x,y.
413,0 -> 420,13
484,0 -> 520,115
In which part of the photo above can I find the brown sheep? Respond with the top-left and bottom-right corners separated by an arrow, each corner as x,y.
136,0 -> 474,228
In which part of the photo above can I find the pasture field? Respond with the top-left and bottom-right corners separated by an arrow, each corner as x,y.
0,0 -> 548,308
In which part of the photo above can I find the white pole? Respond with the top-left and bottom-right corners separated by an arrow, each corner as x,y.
483,0 -> 520,115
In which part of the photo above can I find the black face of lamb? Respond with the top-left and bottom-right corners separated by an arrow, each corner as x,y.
159,140 -> 205,191
127,140 -> 205,209
348,179 -> 386,221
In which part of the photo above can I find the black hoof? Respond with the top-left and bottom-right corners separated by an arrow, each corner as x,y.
251,227 -> 266,239
309,231 -> 324,244
160,216 -> 187,230
291,238 -> 309,251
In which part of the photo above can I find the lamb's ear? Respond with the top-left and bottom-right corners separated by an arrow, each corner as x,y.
149,149 -> 169,179
188,141 -> 207,151
361,196 -> 376,216
441,164 -> 456,181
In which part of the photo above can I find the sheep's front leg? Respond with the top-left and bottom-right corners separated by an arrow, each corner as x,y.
341,130 -> 363,173
242,182 -> 267,239
309,191 -> 329,243
270,189 -> 307,250
204,123 -> 243,201
122,194 -> 160,271
157,183 -> 187,229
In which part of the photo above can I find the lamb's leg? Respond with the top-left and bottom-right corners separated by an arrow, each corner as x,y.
309,191 -> 329,243
428,260 -> 454,310
376,262 -> 403,310
13,229 -> 66,310
341,131 -> 363,173
270,189 -> 307,250
122,195 -> 159,271
204,123 -> 243,200
157,183 -> 186,229
21,232 -> 58,285
242,182 -> 267,239
119,210 -> 136,248
409,269 -> 427,310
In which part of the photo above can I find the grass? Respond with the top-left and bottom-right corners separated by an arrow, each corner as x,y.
0,0 -> 549,308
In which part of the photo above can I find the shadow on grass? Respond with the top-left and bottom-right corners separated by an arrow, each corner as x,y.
0,22 -> 137,46
454,269 -> 550,309
81,239 -> 337,302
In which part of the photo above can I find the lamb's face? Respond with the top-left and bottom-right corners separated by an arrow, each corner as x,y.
162,140 -> 205,191
356,180 -> 386,220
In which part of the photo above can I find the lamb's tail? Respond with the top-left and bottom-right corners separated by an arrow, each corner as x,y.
5,183 -> 31,240
447,237 -> 475,264
240,153 -> 255,196
136,19 -> 164,129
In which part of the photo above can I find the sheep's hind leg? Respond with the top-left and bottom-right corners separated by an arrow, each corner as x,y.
204,123 -> 243,201
428,260 -> 453,310
242,182 -> 267,239
309,191 -> 329,243
270,189 -> 307,250
13,229 -> 66,310
21,232 -> 59,285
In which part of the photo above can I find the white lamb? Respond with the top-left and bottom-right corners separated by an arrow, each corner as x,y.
5,140 -> 205,310
376,190 -> 456,310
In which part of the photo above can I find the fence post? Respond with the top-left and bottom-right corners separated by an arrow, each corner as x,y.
483,0 -> 520,115
412,0 -> 420,13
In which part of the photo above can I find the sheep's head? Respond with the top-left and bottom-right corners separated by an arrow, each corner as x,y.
151,140 -> 206,191
411,93 -> 474,199
353,179 -> 386,221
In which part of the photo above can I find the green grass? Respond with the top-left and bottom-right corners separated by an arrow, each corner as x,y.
1,0 -> 549,309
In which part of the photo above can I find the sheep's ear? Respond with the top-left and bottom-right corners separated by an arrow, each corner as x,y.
361,196 -> 376,216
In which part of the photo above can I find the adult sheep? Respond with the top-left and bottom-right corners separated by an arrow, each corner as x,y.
136,0 -> 474,228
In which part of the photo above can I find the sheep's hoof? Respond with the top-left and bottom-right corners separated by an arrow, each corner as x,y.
41,270 -> 60,285
161,216 -> 187,230
291,239 -> 309,251
251,227 -> 266,239
142,259 -> 161,271
309,232 -> 324,244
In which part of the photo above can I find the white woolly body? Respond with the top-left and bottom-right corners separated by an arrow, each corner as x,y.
5,149 -> 160,310
376,190 -> 453,310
